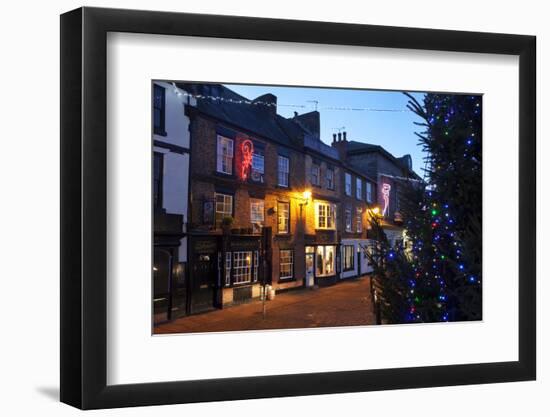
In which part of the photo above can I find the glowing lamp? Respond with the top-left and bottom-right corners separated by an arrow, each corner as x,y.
302,190 -> 312,200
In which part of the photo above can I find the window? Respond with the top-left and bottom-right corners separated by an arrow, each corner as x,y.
366,181 -> 374,203
345,206 -> 352,232
278,155 -> 289,187
250,199 -> 265,227
345,172 -> 352,196
153,152 -> 163,209
225,252 -> 232,286
277,201 -> 290,234
343,245 -> 355,271
315,202 -> 336,230
311,164 -> 320,186
356,207 -> 363,233
280,250 -> 294,280
216,135 -> 234,175
251,146 -> 265,183
153,84 -> 166,135
326,167 -> 335,190
215,193 -> 233,224
316,246 -> 335,277
356,178 -> 362,200
233,251 -> 252,284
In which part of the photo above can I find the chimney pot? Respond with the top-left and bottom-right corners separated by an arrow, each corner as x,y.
343,131 -> 347,141
338,132 -> 342,142
332,133 -> 337,143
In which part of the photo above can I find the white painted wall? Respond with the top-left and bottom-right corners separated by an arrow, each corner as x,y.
153,81 -> 195,149
341,239 -> 373,278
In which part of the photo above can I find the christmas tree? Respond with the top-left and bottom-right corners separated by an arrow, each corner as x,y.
368,93 -> 482,324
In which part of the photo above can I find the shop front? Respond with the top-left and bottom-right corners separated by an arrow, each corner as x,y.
340,238 -> 374,279
305,230 -> 339,286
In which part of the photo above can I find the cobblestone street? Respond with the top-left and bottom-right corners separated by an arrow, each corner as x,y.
154,276 -> 376,334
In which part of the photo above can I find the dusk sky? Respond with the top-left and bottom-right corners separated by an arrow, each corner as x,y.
225,84 -> 427,178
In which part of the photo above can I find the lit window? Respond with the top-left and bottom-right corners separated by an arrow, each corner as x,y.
315,202 -> 336,230
277,201 -> 290,234
311,164 -> 320,186
316,245 -> 335,277
356,207 -> 363,233
278,156 -> 289,187
215,192 -> 233,224
326,168 -> 334,190
345,206 -> 352,232
251,146 -> 264,183
250,199 -> 265,224
216,135 -> 234,175
233,251 -> 252,284
280,250 -> 294,279
343,245 -> 355,271
225,252 -> 231,286
345,173 -> 352,196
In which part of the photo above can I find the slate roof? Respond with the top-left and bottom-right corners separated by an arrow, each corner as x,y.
176,83 -> 305,147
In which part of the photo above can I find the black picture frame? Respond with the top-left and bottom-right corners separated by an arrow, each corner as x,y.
60,6 -> 536,410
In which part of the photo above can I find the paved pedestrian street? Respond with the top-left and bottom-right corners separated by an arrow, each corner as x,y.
154,276 -> 376,334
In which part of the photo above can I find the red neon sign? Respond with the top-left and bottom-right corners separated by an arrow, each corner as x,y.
240,139 -> 254,180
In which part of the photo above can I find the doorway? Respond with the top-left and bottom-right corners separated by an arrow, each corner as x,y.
191,252 -> 217,313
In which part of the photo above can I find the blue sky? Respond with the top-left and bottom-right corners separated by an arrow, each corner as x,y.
225,84 -> 427,178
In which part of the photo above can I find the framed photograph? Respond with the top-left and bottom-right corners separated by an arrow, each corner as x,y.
60,6 -> 536,409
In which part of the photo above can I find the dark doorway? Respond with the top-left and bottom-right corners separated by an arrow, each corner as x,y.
153,248 -> 173,325
191,252 -> 217,313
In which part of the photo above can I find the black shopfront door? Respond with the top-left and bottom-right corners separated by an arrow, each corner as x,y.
190,241 -> 218,314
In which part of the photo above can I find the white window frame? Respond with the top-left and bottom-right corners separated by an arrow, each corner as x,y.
277,201 -> 290,234
315,201 -> 336,230
216,135 -> 234,175
225,252 -> 231,286
233,251 -> 252,284
250,199 -> 265,224
345,172 -> 352,196
277,155 -> 289,187
279,249 -> 294,280
356,178 -> 362,200
215,192 -> 233,223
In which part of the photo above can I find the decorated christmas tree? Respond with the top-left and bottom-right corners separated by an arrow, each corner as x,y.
368,93 -> 482,324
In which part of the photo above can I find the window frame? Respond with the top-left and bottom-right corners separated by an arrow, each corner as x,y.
315,201 -> 336,230
214,192 -> 234,224
326,167 -> 335,190
277,155 -> 290,187
250,199 -> 265,225
153,84 -> 166,136
277,201 -> 290,234
279,249 -> 294,280
345,172 -> 352,196
216,135 -> 234,175
345,206 -> 352,232
232,251 -> 253,284
356,206 -> 363,233
356,178 -> 363,200
311,164 -> 320,186
366,181 -> 374,203
315,245 -> 336,277
343,245 -> 355,271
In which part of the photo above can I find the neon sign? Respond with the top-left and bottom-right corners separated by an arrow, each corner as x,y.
240,139 -> 254,180
382,183 -> 391,217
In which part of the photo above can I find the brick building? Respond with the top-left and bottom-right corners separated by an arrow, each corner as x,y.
152,82 -> 422,320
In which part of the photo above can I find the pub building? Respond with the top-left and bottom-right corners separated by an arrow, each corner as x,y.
152,82 -> 421,321
181,83 -> 308,314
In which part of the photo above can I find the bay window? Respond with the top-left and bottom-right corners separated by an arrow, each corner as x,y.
315,201 -> 336,230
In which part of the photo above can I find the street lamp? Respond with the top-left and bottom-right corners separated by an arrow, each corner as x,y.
299,189 -> 311,215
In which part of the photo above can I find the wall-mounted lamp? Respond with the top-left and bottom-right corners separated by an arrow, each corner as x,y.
299,190 -> 312,215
